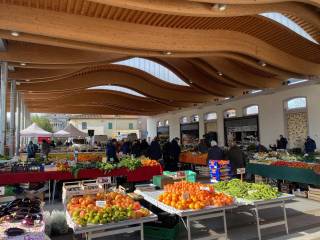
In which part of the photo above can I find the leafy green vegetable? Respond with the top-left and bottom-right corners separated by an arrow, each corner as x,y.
215,179 -> 279,200
117,157 -> 142,171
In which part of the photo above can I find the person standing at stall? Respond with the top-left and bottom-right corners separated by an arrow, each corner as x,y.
148,137 -> 162,161
227,142 -> 245,176
207,140 -> 224,160
27,141 -> 36,159
41,140 -> 50,160
277,135 -> 288,150
106,139 -> 118,162
169,138 -> 181,171
305,136 -> 317,154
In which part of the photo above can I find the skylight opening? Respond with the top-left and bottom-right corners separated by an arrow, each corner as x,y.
113,57 -> 190,86
251,90 -> 263,94
87,85 -> 147,98
288,79 -> 309,85
260,12 -> 318,44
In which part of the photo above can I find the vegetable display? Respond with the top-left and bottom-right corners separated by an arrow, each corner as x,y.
117,157 -> 142,171
271,161 -> 313,169
158,181 -> 233,210
67,192 -> 150,226
96,162 -> 114,172
214,179 -> 279,200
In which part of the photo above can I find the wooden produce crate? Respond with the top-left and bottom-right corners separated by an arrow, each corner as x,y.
308,186 -> 320,202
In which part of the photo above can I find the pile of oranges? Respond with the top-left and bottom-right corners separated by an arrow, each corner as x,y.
141,159 -> 160,167
158,181 -> 233,210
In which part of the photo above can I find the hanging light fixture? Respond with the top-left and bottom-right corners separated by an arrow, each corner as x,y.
212,4 -> 227,11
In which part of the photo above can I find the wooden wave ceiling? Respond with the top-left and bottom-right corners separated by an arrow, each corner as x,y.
0,0 -> 319,115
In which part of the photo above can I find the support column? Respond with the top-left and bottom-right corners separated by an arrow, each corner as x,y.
0,62 -> 8,156
16,92 -> 21,156
9,80 -> 16,157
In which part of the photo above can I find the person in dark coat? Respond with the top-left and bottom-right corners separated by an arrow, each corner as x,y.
207,140 -> 224,160
140,139 -> 149,156
106,139 -> 118,162
131,140 -> 141,157
27,141 -> 36,159
162,140 -> 171,170
41,140 -> 50,160
148,137 -> 162,160
120,139 -> 131,155
277,135 -> 288,150
168,138 -> 180,171
305,136 -> 317,154
197,139 -> 208,153
227,142 -> 245,175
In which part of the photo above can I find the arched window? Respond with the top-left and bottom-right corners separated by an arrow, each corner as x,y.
164,120 -> 169,126
224,109 -> 236,118
157,121 -> 164,127
286,97 -> 307,110
180,116 -> 188,124
244,105 -> 259,116
204,112 -> 217,121
191,115 -> 199,122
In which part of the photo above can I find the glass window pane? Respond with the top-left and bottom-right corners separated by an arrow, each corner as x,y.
287,98 -> 307,110
129,123 -> 134,129
224,109 -> 236,118
108,122 -> 113,129
180,116 -> 188,124
246,105 -> 259,115
82,122 -> 87,130
205,112 -> 217,121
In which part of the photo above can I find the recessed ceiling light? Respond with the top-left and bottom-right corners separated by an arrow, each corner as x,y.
259,61 -> 267,67
189,81 -> 193,84
212,3 -> 227,11
16,82 -> 21,86
20,62 -> 26,66
11,31 -> 20,37
28,91 -> 33,93
25,79 -> 30,82
163,51 -> 172,55
217,72 -> 223,76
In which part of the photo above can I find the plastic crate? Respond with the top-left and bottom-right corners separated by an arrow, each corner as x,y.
184,170 -> 196,182
144,223 -> 180,240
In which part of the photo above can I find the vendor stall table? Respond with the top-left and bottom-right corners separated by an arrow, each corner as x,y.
180,152 -> 208,166
136,190 -> 236,240
236,194 -> 294,240
66,211 -> 157,240
0,221 -> 45,240
246,163 -> 320,185
0,165 -> 162,185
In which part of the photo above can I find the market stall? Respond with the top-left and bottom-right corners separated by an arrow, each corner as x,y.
179,151 -> 207,166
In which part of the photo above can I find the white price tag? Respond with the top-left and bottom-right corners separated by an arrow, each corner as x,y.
96,200 -> 106,208
97,177 -> 111,184
0,186 -> 4,196
237,168 -> 246,175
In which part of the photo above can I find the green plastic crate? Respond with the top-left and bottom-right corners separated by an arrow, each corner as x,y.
144,223 -> 180,240
163,171 -> 196,183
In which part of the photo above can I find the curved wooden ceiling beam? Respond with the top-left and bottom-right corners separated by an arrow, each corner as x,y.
0,40 -> 123,65
197,57 -> 282,88
17,65 -> 213,103
0,4 -> 319,76
187,58 -> 281,89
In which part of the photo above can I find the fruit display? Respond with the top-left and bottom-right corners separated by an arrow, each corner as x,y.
141,159 -> 160,167
67,192 -> 150,226
0,198 -> 43,226
56,162 -> 70,172
70,153 -> 103,163
214,179 -> 279,200
180,152 -> 207,165
271,161 -> 313,169
117,157 -> 142,171
158,181 -> 234,210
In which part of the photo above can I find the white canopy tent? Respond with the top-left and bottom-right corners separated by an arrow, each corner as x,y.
53,129 -> 70,138
20,123 -> 52,137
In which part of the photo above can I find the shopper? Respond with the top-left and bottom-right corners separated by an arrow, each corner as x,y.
27,141 -> 36,159
305,136 -> 317,154
148,137 -> 162,160
169,138 -> 181,171
120,139 -> 131,155
106,139 -> 118,162
207,140 -> 224,160
131,139 -> 141,157
197,139 -> 208,153
41,140 -> 50,160
277,135 -> 288,150
162,140 -> 171,170
227,142 -> 245,176
256,141 -> 268,152
140,139 -> 149,156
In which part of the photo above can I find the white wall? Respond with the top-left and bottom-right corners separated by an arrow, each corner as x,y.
148,84 -> 320,147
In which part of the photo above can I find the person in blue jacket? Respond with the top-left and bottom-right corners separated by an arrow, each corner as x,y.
305,136 -> 317,154
106,139 -> 118,162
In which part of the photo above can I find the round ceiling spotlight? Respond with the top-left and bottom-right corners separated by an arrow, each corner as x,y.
212,3 -> 227,11
163,51 -> 172,56
10,31 -> 20,37
25,79 -> 30,82
20,62 -> 26,66
217,72 -> 223,76
259,60 -> 267,67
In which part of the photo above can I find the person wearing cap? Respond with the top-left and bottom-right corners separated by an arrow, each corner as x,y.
207,140 -> 224,160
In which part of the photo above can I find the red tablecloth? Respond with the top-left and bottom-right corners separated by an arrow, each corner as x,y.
0,165 -> 162,185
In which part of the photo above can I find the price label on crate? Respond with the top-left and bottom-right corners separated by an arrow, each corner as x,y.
97,177 -> 111,184
96,200 -> 106,208
237,168 -> 246,175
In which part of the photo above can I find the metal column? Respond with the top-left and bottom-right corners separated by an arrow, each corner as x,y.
9,80 -> 16,157
16,92 -> 21,156
0,62 -> 8,156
